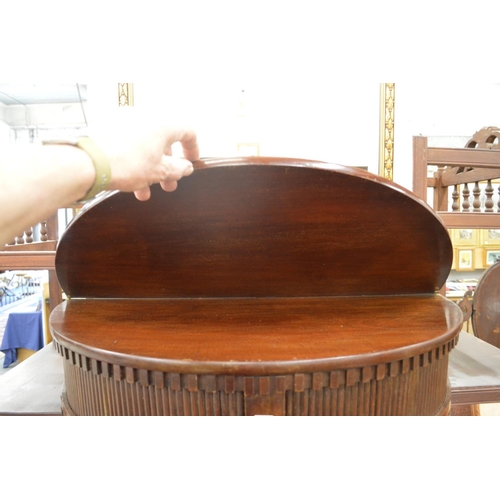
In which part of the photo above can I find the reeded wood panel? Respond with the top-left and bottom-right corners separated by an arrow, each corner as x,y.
55,339 -> 455,416
55,159 -> 452,299
50,294 -> 462,415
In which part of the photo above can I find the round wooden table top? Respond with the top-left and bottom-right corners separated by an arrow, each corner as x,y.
50,294 -> 462,376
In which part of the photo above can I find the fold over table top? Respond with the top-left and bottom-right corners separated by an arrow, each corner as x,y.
55,159 -> 453,300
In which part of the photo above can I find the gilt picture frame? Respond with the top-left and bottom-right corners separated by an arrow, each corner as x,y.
456,248 -> 475,271
451,229 -> 479,247
484,248 -> 500,267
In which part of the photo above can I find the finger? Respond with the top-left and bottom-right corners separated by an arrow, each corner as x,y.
160,179 -> 178,192
134,187 -> 151,201
168,128 -> 200,162
161,155 -> 194,181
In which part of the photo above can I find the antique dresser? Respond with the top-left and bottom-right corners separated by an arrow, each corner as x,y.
49,158 -> 463,416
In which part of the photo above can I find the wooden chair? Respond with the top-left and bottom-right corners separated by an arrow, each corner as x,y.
413,127 -> 500,415
413,127 -> 500,229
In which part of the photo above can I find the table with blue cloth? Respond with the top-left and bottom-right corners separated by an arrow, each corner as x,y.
1,311 -> 44,368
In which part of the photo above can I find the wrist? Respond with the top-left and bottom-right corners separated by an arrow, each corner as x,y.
42,137 -> 112,202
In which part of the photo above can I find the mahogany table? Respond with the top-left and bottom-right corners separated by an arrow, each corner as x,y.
49,158 -> 464,416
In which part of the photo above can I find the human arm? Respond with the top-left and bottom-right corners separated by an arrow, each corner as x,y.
0,113 -> 199,246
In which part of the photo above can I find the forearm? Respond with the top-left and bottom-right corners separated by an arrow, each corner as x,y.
0,144 -> 95,245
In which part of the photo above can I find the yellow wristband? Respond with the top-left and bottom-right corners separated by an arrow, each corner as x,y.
43,137 -> 112,202
74,137 -> 112,202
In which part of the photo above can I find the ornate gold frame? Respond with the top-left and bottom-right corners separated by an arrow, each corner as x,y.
118,83 -> 134,107
379,83 -> 395,180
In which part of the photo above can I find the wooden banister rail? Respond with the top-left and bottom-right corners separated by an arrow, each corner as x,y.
413,135 -> 500,225
0,212 -> 62,311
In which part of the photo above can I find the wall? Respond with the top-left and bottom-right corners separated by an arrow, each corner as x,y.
7,83 -> 500,192
87,82 -> 382,173
0,104 -> 10,146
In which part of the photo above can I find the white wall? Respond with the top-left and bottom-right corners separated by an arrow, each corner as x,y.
98,82 -> 383,173
0,104 -> 9,146
10,82 -> 500,193
0,120 -> 10,146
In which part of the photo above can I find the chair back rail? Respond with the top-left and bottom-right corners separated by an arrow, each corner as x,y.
0,212 -> 62,311
413,131 -> 500,228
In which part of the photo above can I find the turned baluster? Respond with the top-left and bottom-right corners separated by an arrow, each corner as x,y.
452,185 -> 459,212
25,227 -> 34,244
462,183 -> 470,212
472,182 -> 482,212
15,233 -> 26,245
485,180 -> 494,212
40,220 -> 48,242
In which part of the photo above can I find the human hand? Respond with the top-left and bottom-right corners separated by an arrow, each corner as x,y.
91,109 -> 200,201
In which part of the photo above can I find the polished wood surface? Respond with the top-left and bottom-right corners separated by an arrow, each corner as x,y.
56,159 -> 452,299
51,294 -> 461,415
51,295 -> 461,374
472,260 -> 500,349
50,158 -> 461,415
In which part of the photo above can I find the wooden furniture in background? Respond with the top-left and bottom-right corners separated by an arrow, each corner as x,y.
413,127 -> 500,416
461,260 -> 500,349
0,213 -> 62,312
49,157 -> 462,416
413,127 -> 500,229
449,263 -> 500,415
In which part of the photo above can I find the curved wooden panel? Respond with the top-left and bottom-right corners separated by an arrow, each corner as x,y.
54,338 -> 455,416
55,159 -> 452,299
473,261 -> 500,348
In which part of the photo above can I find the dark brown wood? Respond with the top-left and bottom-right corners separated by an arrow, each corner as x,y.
50,158 -> 462,416
472,260 -> 500,349
50,295 -> 461,374
56,160 -> 452,299
48,270 -> 63,312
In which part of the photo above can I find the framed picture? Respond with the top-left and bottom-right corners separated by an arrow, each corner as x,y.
456,248 -> 475,271
484,248 -> 500,267
480,229 -> 500,246
451,229 -> 478,246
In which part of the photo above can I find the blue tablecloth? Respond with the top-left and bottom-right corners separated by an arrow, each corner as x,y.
0,311 -> 44,368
